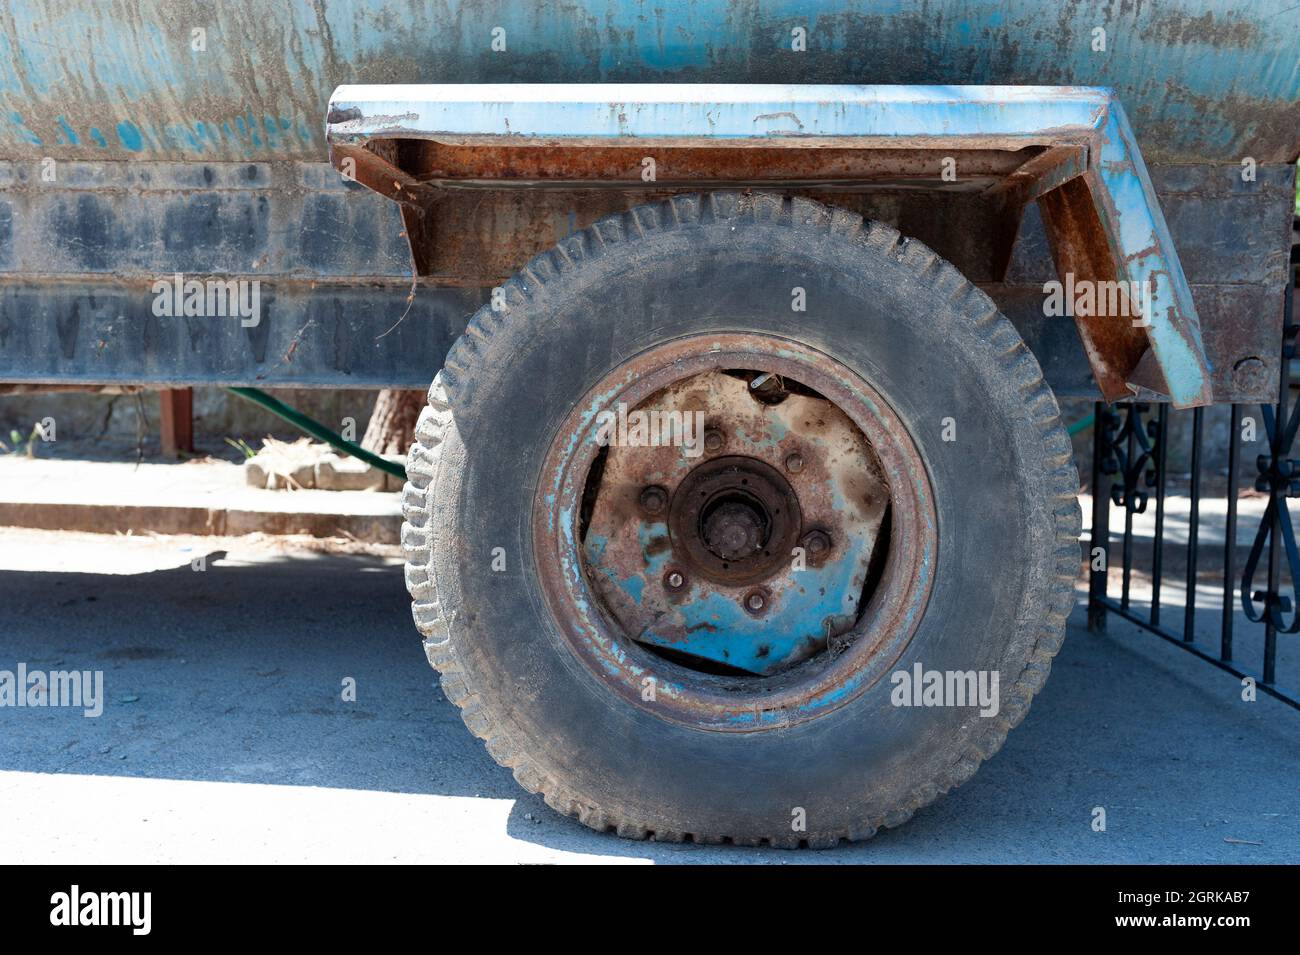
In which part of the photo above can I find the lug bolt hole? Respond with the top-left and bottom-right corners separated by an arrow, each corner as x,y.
639,485 -> 668,516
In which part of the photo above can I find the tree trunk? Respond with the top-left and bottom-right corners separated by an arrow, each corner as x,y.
361,388 -> 424,456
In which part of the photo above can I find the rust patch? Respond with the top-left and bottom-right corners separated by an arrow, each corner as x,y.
582,369 -> 889,676
1138,10 -> 1261,49
1037,174 -> 1150,401
409,142 -> 1046,187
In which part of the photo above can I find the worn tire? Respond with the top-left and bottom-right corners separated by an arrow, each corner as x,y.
401,192 -> 1080,846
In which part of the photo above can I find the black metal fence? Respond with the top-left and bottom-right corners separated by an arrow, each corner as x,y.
1087,290 -> 1298,710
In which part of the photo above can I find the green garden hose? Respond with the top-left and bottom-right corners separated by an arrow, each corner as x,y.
228,387 -> 407,481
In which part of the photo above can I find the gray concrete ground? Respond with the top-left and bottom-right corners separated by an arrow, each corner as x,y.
0,527 -> 1295,864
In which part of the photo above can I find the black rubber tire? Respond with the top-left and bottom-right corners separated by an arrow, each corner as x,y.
401,192 -> 1080,847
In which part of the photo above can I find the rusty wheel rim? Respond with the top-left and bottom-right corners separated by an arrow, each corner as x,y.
534,334 -> 937,732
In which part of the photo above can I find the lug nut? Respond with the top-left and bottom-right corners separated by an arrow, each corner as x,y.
800,530 -> 831,557
703,429 -> 724,453
640,485 -> 668,515
785,452 -> 804,473
744,590 -> 767,615
665,570 -> 686,591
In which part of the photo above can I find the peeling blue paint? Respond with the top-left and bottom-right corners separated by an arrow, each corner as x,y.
0,1 -> 1294,162
115,120 -> 143,152
8,112 -> 41,146
54,116 -> 79,145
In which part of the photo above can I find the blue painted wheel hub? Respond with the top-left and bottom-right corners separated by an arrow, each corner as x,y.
581,368 -> 889,676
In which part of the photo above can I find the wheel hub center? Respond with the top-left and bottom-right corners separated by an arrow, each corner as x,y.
701,494 -> 767,561
667,455 -> 802,586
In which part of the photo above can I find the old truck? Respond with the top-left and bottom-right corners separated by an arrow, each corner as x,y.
1,2 -> 1296,846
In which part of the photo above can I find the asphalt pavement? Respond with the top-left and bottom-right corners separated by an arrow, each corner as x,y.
0,528 -> 1295,864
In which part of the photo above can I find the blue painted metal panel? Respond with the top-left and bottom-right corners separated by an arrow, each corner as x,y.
585,522 -> 869,676
327,82 -> 1114,143
0,1 -> 1295,163
1092,105 -> 1211,407
0,3 -> 1289,398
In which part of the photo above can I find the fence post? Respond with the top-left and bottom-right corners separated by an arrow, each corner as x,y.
1088,400 -> 1110,631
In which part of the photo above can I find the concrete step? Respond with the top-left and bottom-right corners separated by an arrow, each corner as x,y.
0,455 -> 401,543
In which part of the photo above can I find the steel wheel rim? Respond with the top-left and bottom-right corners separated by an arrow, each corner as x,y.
534,333 -> 937,732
